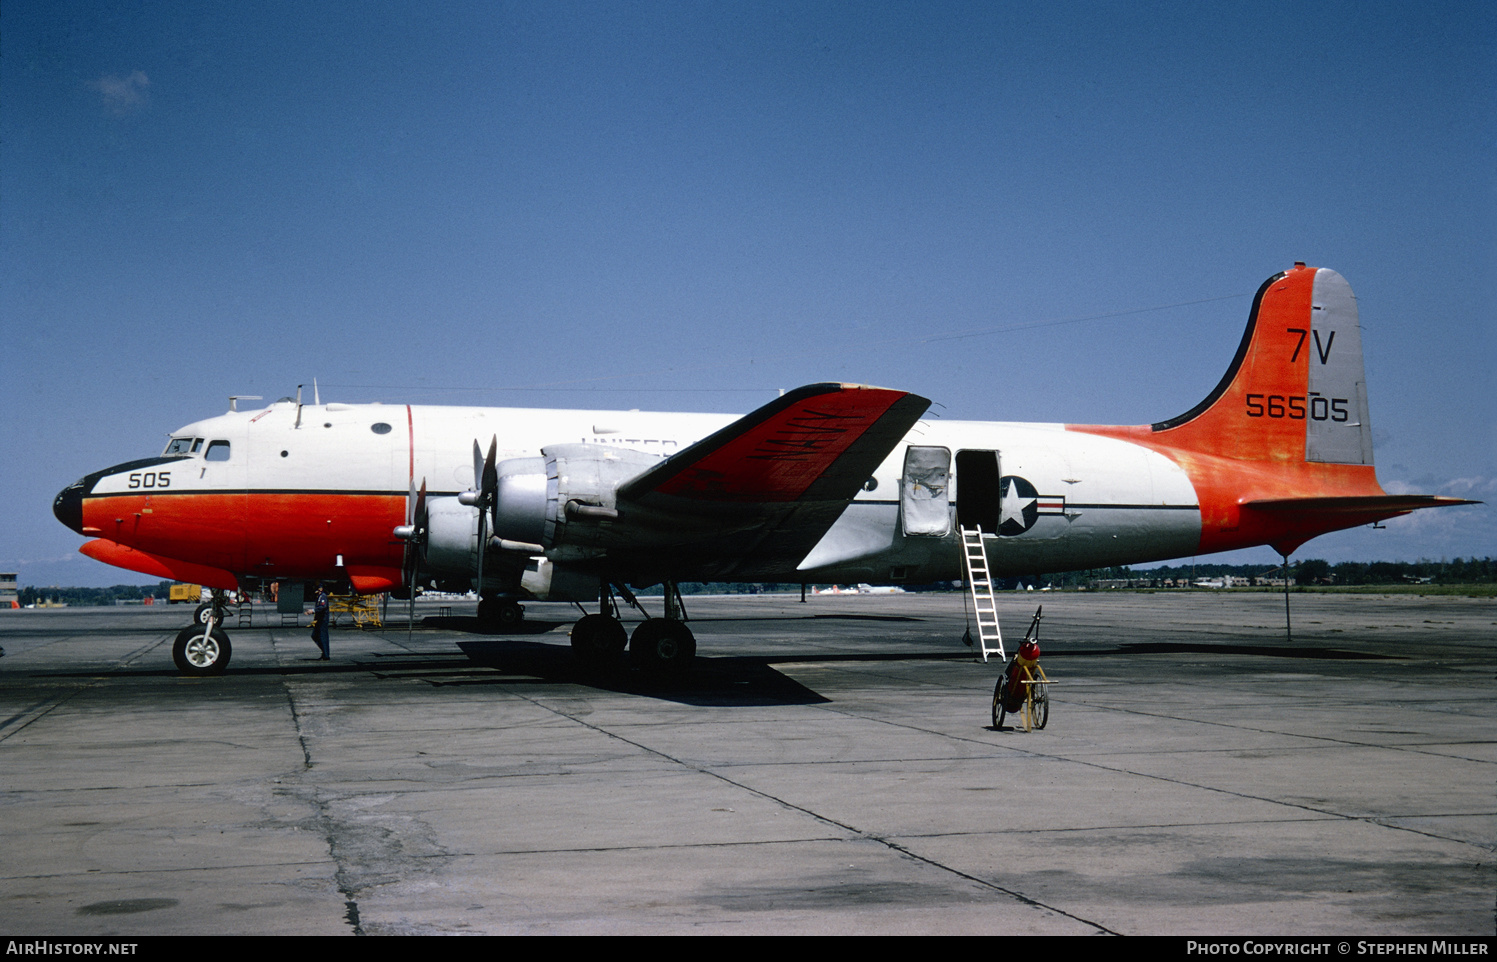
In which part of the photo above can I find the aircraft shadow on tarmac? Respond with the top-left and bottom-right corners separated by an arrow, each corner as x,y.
385,612 -> 963,707
417,614 -> 562,636
33,640 -> 836,707
320,638 -> 968,707
435,638 -> 832,706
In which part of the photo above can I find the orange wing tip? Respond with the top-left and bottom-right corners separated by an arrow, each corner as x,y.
621,383 -> 929,504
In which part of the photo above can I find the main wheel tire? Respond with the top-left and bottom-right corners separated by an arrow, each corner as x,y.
172,625 -> 231,676
478,598 -> 526,629
570,614 -> 627,667
193,602 -> 214,625
630,620 -> 696,674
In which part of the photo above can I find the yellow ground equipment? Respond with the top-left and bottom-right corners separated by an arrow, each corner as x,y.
330,593 -> 383,629
168,583 -> 203,604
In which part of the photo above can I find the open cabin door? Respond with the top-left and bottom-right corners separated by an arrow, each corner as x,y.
955,449 -> 1001,535
900,445 -> 951,537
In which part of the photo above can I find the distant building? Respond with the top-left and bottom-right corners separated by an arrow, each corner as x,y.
0,573 -> 17,609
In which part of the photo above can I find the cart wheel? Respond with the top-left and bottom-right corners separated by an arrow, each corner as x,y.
992,677 -> 1006,729
1032,683 -> 1049,730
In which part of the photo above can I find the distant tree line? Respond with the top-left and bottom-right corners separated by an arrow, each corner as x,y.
1288,557 -> 1494,585
13,559 -> 1493,606
1033,558 -> 1494,587
18,581 -> 174,607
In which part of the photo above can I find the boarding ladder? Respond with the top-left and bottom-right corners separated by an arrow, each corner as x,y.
961,526 -> 1004,662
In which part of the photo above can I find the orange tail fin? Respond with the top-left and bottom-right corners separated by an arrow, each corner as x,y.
1074,264 -> 1475,555
1149,263 -> 1373,465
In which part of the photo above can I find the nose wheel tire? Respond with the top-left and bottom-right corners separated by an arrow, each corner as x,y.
173,625 -> 231,676
193,602 -> 214,625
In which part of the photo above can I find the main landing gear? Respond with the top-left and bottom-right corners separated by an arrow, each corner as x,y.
569,580 -> 696,676
476,593 -> 525,629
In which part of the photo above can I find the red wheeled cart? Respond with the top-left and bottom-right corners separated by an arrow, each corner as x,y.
992,607 -> 1051,732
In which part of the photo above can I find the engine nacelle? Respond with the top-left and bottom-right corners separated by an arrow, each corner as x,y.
492,444 -> 662,551
424,495 -> 481,577
518,557 -> 601,602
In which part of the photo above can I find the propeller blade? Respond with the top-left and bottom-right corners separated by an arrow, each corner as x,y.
407,550 -> 419,644
475,503 -> 487,605
404,479 -> 427,644
482,434 -> 499,543
400,480 -> 429,576
471,437 -> 499,605
482,436 -> 498,495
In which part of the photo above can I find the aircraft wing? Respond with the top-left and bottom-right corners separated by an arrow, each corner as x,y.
609,382 -> 929,580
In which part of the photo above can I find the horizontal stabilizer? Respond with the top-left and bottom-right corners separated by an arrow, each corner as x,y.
1245,495 -> 1480,514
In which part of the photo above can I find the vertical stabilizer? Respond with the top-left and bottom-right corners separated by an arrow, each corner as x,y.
1141,264 -> 1374,466
1067,264 -> 1457,556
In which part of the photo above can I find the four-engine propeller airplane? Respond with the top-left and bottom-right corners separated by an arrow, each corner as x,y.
54,265 -> 1475,675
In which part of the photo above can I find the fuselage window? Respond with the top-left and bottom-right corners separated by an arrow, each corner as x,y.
205,440 -> 232,462
371,422 -> 392,435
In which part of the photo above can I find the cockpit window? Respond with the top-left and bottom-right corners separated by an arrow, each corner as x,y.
205,440 -> 231,462
165,437 -> 198,456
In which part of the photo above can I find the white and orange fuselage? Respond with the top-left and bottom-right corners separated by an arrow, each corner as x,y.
54,265 -> 1468,598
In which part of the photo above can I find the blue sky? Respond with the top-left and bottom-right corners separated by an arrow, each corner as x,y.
3,1 -> 1492,586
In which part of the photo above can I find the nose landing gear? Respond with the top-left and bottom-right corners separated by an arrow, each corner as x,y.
174,589 -> 235,675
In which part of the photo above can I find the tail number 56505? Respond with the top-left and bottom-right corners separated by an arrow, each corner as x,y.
1245,393 -> 1348,421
